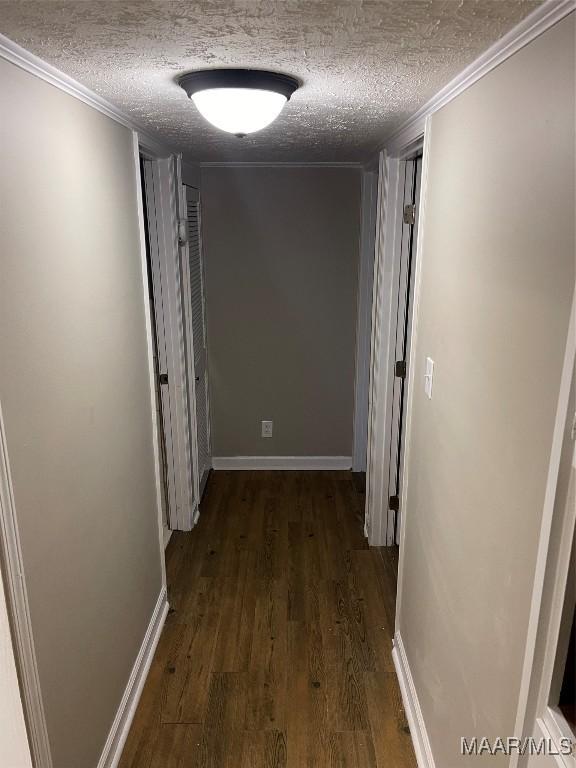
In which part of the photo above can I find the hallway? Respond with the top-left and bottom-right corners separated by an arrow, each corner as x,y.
119,471 -> 416,767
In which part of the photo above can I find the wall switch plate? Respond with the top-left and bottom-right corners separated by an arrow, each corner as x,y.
424,357 -> 434,399
261,420 -> 273,438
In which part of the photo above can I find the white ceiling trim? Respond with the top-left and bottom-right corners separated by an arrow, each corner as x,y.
0,31 -> 173,157
383,0 -> 576,154
0,1 -> 573,165
200,161 -> 363,168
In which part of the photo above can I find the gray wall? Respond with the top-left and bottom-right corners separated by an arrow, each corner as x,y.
0,59 -> 163,767
397,14 -> 575,767
201,166 -> 362,458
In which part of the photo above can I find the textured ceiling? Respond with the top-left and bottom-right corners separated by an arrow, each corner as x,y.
0,0 -> 541,162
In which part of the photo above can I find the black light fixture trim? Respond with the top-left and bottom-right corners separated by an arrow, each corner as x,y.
178,69 -> 299,100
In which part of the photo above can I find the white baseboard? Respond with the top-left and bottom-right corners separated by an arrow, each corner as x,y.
211,456 -> 352,471
392,632 -> 436,768
97,587 -> 168,768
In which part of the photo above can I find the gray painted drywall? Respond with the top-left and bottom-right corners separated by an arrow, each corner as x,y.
397,14 -> 575,767
0,58 -> 163,767
201,166 -> 361,458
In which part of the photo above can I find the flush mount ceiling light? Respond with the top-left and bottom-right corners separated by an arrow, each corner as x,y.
178,69 -> 299,136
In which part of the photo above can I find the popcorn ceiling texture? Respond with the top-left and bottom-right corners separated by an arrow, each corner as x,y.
0,0 -> 540,162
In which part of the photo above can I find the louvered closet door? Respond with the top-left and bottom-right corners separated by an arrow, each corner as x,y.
186,187 -> 211,494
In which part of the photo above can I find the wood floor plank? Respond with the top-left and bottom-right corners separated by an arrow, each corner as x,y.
119,620 -> 180,767
211,552 -> 258,673
161,608 -> 220,724
148,725 -> 204,768
200,673 -> 246,767
286,620 -> 331,767
326,655 -> 369,732
246,578 -> 288,730
119,471 -> 416,768
329,730 -> 378,768
241,730 -> 287,768
287,520 -> 321,624
347,549 -> 396,635
365,667 -> 417,768
319,577 -> 376,674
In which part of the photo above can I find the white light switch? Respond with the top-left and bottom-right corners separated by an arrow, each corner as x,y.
261,420 -> 273,438
424,357 -> 434,399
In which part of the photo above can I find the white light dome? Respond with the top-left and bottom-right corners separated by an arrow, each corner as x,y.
179,69 -> 299,137
191,88 -> 287,135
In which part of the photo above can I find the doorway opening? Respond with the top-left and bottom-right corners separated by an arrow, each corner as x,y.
366,150 -> 424,550
386,156 -> 422,546
138,152 -> 212,534
139,154 -> 172,546
180,182 -> 212,500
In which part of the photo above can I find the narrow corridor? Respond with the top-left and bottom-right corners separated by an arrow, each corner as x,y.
119,471 -> 416,767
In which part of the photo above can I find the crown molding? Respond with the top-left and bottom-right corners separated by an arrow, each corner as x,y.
0,32 -> 173,157
199,161 -> 363,169
1,0 -> 573,167
382,0 -> 576,154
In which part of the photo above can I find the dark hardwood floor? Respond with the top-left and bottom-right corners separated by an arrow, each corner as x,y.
119,470 -> 416,768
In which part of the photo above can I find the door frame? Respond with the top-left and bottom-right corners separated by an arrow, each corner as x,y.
140,151 -> 197,532
386,158 -> 422,546
352,166 -> 379,473
0,400 -> 52,767
365,128 -> 427,547
179,181 -> 212,501
133,133 -> 173,565
177,179 -> 201,518
514,290 -> 576,767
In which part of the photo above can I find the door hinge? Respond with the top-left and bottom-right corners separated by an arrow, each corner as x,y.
389,495 -> 400,512
403,204 -> 415,225
158,372 -> 169,385
395,360 -> 407,379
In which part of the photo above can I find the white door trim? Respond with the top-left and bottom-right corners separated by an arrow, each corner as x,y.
366,151 -> 398,545
196,199 -> 213,491
352,169 -> 378,473
385,158 -> 420,546
132,134 -> 168,585
0,400 -> 52,768
512,289 -> 576,767
180,181 -> 212,500
394,119 -> 432,626
387,118 -> 434,765
0,556 -> 33,767
142,156 -> 197,532
365,137 -> 426,547
177,171 -> 201,515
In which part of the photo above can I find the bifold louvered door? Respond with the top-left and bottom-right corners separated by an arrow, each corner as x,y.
185,186 -> 211,495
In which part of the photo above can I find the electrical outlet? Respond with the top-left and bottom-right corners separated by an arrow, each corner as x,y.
261,420 -> 273,438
